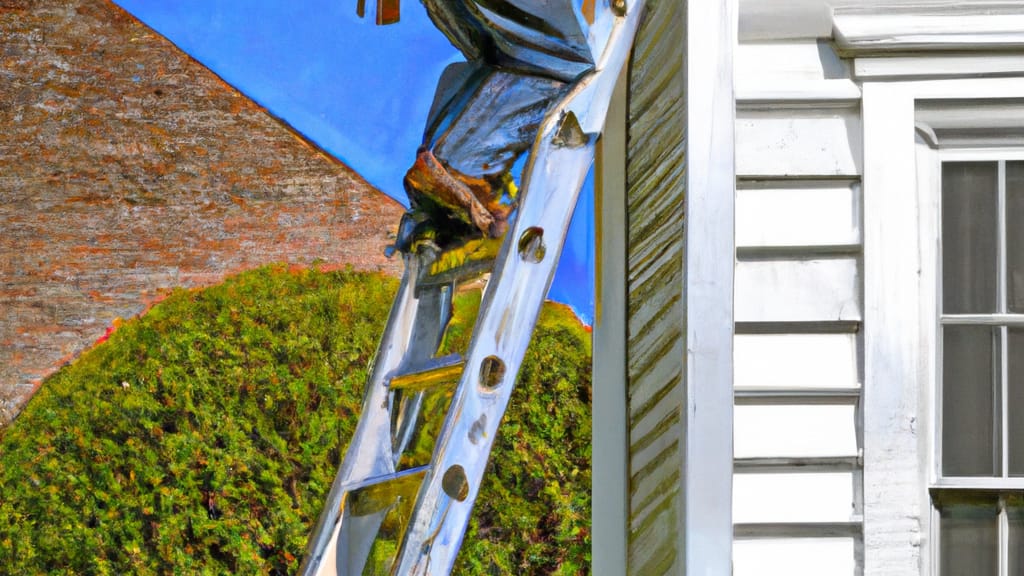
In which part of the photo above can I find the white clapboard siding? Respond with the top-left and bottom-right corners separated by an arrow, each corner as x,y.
734,404 -> 859,459
733,37 -> 863,576
736,108 -> 863,177
735,258 -> 861,323
735,333 -> 860,390
734,472 -> 855,524
736,79 -> 861,106
734,538 -> 857,576
736,40 -> 852,83
736,181 -> 861,248
854,54 -> 1024,80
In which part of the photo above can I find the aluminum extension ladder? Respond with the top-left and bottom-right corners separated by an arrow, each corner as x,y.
300,3 -> 644,573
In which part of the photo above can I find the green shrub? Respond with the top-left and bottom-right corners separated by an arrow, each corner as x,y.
0,264 -> 591,574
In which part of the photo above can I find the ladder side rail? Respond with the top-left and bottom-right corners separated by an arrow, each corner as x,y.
393,134 -> 595,574
300,257 -> 428,575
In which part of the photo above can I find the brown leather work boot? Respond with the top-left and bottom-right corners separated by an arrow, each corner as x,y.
404,148 -> 511,239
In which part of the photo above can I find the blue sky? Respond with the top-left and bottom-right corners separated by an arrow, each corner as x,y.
113,0 -> 595,324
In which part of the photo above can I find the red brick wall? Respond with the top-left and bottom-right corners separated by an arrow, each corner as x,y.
0,0 -> 405,425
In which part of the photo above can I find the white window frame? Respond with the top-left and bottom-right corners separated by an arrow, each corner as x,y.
930,149 -> 1024,576
933,148 -> 1024,493
863,77 -> 1024,576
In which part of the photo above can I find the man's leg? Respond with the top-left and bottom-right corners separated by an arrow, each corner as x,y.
398,62 -> 568,251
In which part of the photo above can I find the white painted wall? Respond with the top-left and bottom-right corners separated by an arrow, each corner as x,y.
735,4 -> 1024,574
733,37 -> 865,575
736,181 -> 861,248
734,333 -> 859,390
735,110 -> 862,177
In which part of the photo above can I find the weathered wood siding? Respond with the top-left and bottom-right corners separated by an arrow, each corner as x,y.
625,0 -> 686,573
624,2 -> 735,572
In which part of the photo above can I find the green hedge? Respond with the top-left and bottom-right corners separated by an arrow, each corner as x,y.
0,264 -> 591,574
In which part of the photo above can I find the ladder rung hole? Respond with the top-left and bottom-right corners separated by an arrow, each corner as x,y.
517,227 -> 546,263
479,355 -> 506,391
442,464 -> 469,502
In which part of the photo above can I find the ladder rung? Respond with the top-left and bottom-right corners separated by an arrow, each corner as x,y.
389,354 -> 465,392
335,466 -> 430,576
340,464 -> 432,495
734,455 -> 861,473
418,259 -> 493,289
417,237 -> 503,288
734,387 -> 861,405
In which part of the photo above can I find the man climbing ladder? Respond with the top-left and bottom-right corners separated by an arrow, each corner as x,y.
300,1 -> 644,573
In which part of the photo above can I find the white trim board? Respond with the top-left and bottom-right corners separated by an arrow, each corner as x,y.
684,0 -> 737,573
854,54 -> 1024,80
861,81 -> 928,576
917,99 -> 1024,148
834,5 -> 1024,55
736,79 -> 861,106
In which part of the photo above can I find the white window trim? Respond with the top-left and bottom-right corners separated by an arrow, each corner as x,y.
938,149 -> 1024,163
934,149 -> 1024,483
931,149 -> 1024,576
831,4 -> 1024,82
863,77 -> 1024,576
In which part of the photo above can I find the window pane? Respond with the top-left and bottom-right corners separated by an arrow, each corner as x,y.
1011,499 -> 1024,576
942,162 -> 998,314
1008,162 -> 1024,313
943,326 -> 1001,477
939,501 -> 999,576
1011,329 -> 1024,476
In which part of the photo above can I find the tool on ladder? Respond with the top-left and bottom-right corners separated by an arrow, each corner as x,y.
300,1 -> 644,573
